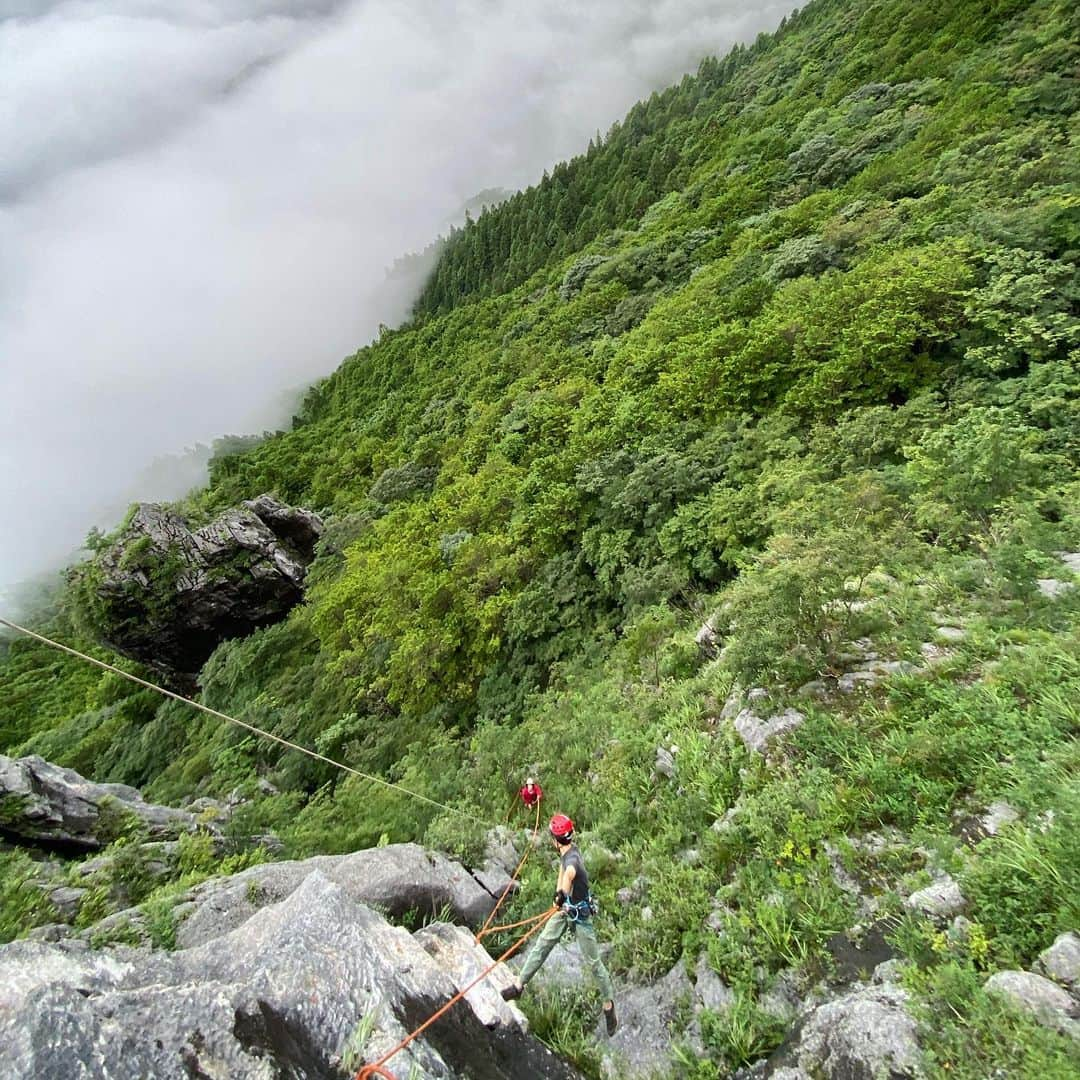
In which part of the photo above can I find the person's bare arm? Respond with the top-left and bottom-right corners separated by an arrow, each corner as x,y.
557,862 -> 576,899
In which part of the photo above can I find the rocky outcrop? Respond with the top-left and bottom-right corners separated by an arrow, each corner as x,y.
720,687 -> 806,755
734,706 -> 805,755
1036,551 -> 1080,599
598,963 -> 694,1079
0,872 -> 580,1080
1037,931 -> 1080,994
980,932 -> 1080,1041
0,753 -> 198,851
984,970 -> 1079,1038
784,984 -> 923,1079
172,842 -> 513,946
86,494 -> 323,681
903,875 -> 966,922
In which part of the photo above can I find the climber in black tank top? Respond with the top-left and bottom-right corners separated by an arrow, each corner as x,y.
500,813 -> 617,1036
561,845 -> 589,906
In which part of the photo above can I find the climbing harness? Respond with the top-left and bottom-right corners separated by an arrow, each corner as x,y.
563,893 -> 599,923
0,616 -> 478,823
355,905 -> 559,1080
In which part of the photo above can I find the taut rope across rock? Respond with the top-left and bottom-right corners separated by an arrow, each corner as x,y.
0,615 -> 478,823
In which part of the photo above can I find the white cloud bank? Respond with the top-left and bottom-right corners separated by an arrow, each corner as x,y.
0,0 -> 794,592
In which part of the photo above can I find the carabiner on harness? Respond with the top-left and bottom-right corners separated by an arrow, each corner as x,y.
564,893 -> 598,923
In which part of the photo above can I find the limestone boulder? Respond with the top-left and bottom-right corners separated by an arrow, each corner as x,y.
174,842 -> 506,947
985,970 -> 1079,1038
0,753 -> 197,851
1037,931 -> 1080,995
85,494 -> 323,682
0,872 -> 580,1080
792,984 -> 922,1078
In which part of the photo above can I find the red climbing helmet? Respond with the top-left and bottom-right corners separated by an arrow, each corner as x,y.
549,813 -> 574,842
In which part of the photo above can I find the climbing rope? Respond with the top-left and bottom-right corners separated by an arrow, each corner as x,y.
474,798 -> 542,942
0,616 -> 476,822
476,906 -> 555,939
355,906 -> 558,1080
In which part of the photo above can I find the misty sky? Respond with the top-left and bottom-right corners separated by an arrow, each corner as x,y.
0,0 -> 794,595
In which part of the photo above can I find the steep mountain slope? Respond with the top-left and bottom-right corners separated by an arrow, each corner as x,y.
2,0 -> 1079,1075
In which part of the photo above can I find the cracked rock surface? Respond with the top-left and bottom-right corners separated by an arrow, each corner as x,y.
88,494 -> 323,681
0,870 -> 578,1080
173,841 -> 514,947
0,753 -> 198,851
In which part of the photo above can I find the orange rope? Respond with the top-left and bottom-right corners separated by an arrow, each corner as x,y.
355,906 -> 558,1080
476,907 -> 552,940
475,799 -> 541,942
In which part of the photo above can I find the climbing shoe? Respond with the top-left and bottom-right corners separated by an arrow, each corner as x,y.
500,982 -> 523,1002
604,1002 -> 618,1036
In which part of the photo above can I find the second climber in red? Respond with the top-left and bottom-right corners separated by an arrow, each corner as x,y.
519,776 -> 543,809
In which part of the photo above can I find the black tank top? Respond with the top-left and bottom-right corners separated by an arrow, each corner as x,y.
561,846 -> 590,904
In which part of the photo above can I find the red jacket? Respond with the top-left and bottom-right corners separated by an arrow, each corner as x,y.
520,782 -> 543,807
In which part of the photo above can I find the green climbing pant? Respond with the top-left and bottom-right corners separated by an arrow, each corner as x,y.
519,911 -> 614,1001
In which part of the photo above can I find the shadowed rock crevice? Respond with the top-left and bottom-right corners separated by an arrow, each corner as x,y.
232,1000 -> 334,1079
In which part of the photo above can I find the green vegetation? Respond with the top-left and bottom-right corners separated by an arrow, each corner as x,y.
2,0 -> 1079,1073
0,849 -> 57,942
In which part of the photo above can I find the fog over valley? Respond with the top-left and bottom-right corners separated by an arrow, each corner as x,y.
0,0 -> 794,597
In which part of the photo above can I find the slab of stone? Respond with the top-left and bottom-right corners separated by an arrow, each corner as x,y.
794,984 -> 921,1079
1038,578 -> 1073,599
1037,932 -> 1080,994
985,970 -> 1079,1037
733,707 -> 805,755
654,746 -> 676,779
979,800 -> 1019,837
694,954 -> 734,1013
0,754 -> 198,851
414,921 -> 526,1030
598,963 -> 692,1079
904,876 -> 965,921
0,872 -> 580,1080
175,842 -> 506,948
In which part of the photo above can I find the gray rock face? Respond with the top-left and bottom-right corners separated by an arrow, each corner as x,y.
1037,931 -> 1080,993
654,745 -> 677,779
599,963 -> 692,1079
694,954 -> 734,1013
695,617 -> 719,656
1037,578 -> 1073,599
979,800 -> 1019,837
837,659 -> 918,693
1036,551 -> 1080,600
0,754 -> 197,851
904,876 -> 965,921
415,922 -> 530,1030
89,494 -> 323,680
0,871 -> 580,1080
985,970 -> 1080,1037
794,984 -> 922,1079
174,842 -> 509,947
733,706 -> 805,755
